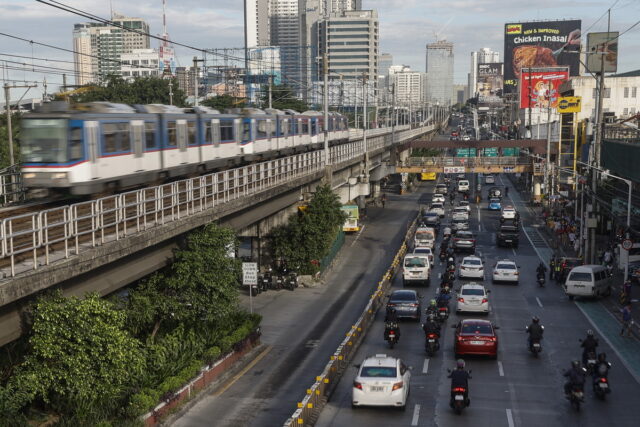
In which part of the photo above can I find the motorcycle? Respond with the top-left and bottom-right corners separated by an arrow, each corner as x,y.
451,387 -> 468,414
439,251 -> 447,262
568,384 -> 585,411
537,273 -> 546,287
605,263 -> 613,278
585,351 -> 597,375
263,268 -> 274,291
437,306 -> 450,323
248,281 -> 261,296
529,338 -> 542,357
425,332 -> 440,356
286,271 -> 298,291
384,322 -> 399,349
274,273 -> 284,290
593,373 -> 611,400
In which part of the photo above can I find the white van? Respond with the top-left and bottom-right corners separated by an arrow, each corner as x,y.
563,265 -> 612,299
403,254 -> 431,287
414,227 -> 436,249
458,180 -> 470,192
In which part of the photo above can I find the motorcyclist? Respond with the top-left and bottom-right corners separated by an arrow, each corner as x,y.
449,359 -> 471,406
581,330 -> 599,366
593,352 -> 611,380
426,299 -> 439,317
536,262 -> 547,279
437,287 -> 452,308
446,256 -> 456,269
423,314 -> 441,337
563,360 -> 586,396
384,308 -> 400,340
526,316 -> 544,351
603,249 -> 613,266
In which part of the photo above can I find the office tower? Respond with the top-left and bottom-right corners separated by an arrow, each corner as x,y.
245,0 -> 271,48
425,40 -> 454,105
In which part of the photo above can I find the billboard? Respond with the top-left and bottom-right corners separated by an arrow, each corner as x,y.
504,20 -> 581,93
477,63 -> 504,105
519,67 -> 569,109
587,32 -> 619,73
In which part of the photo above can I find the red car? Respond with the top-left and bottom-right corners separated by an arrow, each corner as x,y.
452,319 -> 499,358
451,131 -> 459,137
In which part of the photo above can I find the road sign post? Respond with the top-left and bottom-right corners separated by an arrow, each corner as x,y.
242,262 -> 258,314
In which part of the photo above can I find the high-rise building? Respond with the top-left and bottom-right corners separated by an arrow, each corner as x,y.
245,0 -> 271,48
328,0 -> 362,12
378,53 -> 393,78
452,84 -> 468,104
469,48 -> 500,98
120,49 -> 161,80
425,40 -> 454,105
72,15 -> 150,85
388,65 -> 427,105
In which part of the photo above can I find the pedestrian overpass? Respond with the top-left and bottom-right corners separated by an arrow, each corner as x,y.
396,156 -> 545,175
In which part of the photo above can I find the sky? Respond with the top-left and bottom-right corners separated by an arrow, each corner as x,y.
1,0 -> 639,97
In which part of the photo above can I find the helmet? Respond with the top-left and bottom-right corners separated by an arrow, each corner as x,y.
430,299 -> 437,306
448,257 -> 454,262
532,316 -> 539,323
456,359 -> 465,369
444,286 -> 450,292
598,352 -> 607,362
571,360 -> 580,369
587,329 -> 594,337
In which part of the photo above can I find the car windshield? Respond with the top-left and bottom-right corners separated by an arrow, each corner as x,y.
461,323 -> 493,335
461,288 -> 485,296
424,213 -> 437,217
490,199 -> 500,203
390,292 -> 417,301
431,204 -> 443,208
456,232 -> 472,237
21,119 -> 69,163
360,366 -> 397,378
497,263 -> 516,270
568,272 -> 592,281
464,259 -> 482,266
405,258 -> 426,267
453,219 -> 467,224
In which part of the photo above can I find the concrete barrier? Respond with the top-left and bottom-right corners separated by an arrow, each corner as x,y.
282,213 -> 420,426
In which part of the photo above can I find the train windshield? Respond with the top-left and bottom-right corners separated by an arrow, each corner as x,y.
21,119 -> 68,163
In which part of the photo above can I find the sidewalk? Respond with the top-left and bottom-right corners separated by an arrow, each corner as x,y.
504,174 -> 640,340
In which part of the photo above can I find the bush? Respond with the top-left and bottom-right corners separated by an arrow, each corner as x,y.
127,390 -> 158,418
204,346 -> 221,365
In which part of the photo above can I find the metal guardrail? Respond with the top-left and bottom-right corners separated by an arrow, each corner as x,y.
282,213 -> 419,427
404,156 -> 531,168
0,124 -> 436,278
0,165 -> 25,206
604,125 -> 640,142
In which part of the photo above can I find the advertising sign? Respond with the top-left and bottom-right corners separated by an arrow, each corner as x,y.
504,20 -> 581,93
477,63 -> 504,105
519,67 -> 569,109
587,32 -> 619,73
557,96 -> 582,113
444,166 -> 466,174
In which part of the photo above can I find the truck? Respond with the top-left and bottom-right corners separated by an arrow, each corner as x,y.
341,205 -> 360,232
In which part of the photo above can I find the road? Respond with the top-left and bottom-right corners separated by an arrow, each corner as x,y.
171,176 -> 424,426
316,173 -> 640,427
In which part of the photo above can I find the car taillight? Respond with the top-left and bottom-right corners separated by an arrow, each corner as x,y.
481,298 -> 488,304
410,303 -> 418,307
458,298 -> 464,303
392,381 -> 403,391
387,303 -> 395,307
514,271 -> 519,275
457,335 -> 463,341
452,387 -> 466,392
428,333 -> 437,338
353,381 -> 362,390
489,336 -> 497,342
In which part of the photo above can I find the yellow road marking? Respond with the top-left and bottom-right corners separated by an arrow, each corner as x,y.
211,345 -> 273,397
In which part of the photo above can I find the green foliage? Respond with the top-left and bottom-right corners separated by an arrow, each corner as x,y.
271,185 -> 346,274
201,94 -> 245,110
410,148 -> 443,158
66,75 -> 187,107
260,85 -> 309,112
0,114 -> 21,168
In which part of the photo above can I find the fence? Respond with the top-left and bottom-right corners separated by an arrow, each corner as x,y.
320,231 -> 345,272
0,165 -> 25,206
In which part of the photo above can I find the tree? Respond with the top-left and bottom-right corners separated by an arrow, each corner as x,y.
0,113 -> 21,168
201,94 -> 245,111
65,75 -> 187,107
260,84 -> 309,112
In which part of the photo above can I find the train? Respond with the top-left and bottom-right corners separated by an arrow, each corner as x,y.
19,102 -> 350,196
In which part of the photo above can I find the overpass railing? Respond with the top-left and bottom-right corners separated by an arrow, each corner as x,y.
0,165 -> 25,206
0,124 -> 436,279
404,156 -> 531,168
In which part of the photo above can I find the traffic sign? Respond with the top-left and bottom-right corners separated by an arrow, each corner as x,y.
242,262 -> 258,285
622,239 -> 633,251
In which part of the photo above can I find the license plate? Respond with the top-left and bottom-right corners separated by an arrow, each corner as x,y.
533,343 -> 540,348
454,395 -> 464,401
588,359 -> 596,365
599,382 -> 608,388
371,386 -> 384,392
505,240 -> 512,243
428,339 -> 435,343
470,340 -> 484,345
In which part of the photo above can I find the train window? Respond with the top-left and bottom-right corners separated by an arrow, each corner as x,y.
302,120 -> 309,135
291,119 -> 298,135
144,122 -> 157,149
69,127 -> 83,161
167,121 -> 177,147
220,120 -> 234,141
118,123 -> 130,151
281,119 -> 289,137
204,121 -> 212,144
257,120 -> 268,139
242,122 -> 251,142
103,123 -> 118,153
187,121 -> 198,146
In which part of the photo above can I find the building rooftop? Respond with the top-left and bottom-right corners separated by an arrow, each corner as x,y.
612,69 -> 640,78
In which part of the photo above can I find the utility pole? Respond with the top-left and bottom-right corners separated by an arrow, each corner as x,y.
391,82 -> 396,144
4,83 -> 37,166
168,79 -> 174,106
323,53 -> 330,167
193,57 -> 199,107
363,73 -> 368,155
545,103 -> 552,199
268,75 -> 272,110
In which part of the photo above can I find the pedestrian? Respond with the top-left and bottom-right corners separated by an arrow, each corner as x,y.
381,193 -> 386,208
620,304 -> 633,337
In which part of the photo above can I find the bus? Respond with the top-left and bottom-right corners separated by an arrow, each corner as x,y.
341,205 -> 360,232
420,172 -> 437,181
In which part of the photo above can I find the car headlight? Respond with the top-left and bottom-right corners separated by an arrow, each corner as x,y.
52,172 -> 68,180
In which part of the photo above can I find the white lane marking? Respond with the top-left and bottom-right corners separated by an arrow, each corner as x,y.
536,297 -> 544,308
511,248 -> 517,257
422,358 -> 430,374
506,409 -> 515,427
350,225 -> 365,247
498,361 -> 505,377
411,404 -> 421,426
478,222 -> 482,232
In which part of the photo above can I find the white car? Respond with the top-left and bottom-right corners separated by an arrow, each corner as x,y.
430,202 -> 445,217
432,193 -> 445,203
501,206 -> 517,219
413,247 -> 434,266
452,207 -> 470,221
493,259 -> 520,284
458,256 -> 484,279
456,283 -> 490,313
485,175 -> 495,184
352,354 -> 411,409
462,135 -> 471,141
458,180 -> 470,192
457,201 -> 471,212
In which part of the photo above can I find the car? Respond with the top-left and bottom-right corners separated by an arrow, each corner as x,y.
453,319 -> 498,358
421,211 -> 440,228
488,186 -> 502,198
462,135 -> 471,141
430,202 -> 445,217
414,227 -> 436,249
496,224 -> 519,247
488,198 -> 502,211
453,230 -> 475,252
457,200 -> 471,212
386,290 -> 421,320
492,259 -> 520,284
413,247 -> 434,266
456,283 -> 490,313
501,206 -> 517,220
435,184 -> 448,195
432,193 -> 445,203
456,174 -> 466,181
352,354 -> 411,409
485,175 -> 495,184
458,256 -> 484,279
452,207 -> 470,221
457,180 -> 470,192
451,218 -> 469,231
